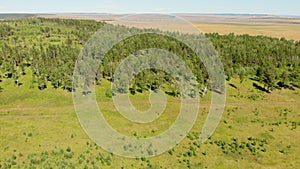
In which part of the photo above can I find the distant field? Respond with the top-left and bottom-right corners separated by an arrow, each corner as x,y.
195,22 -> 300,40
0,14 -> 34,20
106,21 -> 300,40
38,14 -> 300,40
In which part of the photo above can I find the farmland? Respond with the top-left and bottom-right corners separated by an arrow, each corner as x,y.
39,14 -> 300,40
195,22 -> 300,40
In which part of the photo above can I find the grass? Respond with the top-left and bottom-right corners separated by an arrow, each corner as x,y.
107,20 -> 300,40
1,17 -> 299,168
110,20 -> 300,40
37,14 -> 300,41
0,71 -> 299,168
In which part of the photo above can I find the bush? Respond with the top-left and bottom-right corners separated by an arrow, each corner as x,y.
105,89 -> 112,98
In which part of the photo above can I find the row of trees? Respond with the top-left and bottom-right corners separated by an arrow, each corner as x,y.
0,18 -> 299,94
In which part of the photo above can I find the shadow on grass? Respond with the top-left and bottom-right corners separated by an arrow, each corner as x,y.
212,89 -> 224,95
252,83 -> 270,93
229,83 -> 237,89
249,77 -> 260,82
280,82 -> 299,91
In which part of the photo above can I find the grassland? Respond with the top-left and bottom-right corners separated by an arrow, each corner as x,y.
39,14 -> 300,40
0,16 -> 299,168
195,22 -> 300,40
108,21 -> 300,40
0,69 -> 299,168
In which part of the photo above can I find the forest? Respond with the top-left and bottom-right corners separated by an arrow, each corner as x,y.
0,18 -> 299,95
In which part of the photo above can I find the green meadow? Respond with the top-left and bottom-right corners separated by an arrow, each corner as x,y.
0,17 -> 299,168
0,71 -> 299,168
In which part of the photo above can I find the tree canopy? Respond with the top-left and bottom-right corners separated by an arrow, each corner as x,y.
0,18 -> 299,94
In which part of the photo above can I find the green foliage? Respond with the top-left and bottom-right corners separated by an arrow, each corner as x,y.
105,88 -> 113,98
208,33 -> 300,91
0,18 -> 104,92
0,17 -> 300,169
214,137 -> 268,155
1,18 -> 299,96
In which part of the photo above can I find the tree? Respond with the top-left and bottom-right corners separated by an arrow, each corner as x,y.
257,64 -> 277,92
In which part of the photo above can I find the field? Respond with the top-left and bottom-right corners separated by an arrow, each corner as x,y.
39,14 -> 300,40
0,69 -> 299,168
0,16 -> 299,168
195,22 -> 300,40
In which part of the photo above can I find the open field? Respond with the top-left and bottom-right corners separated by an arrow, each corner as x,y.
195,22 -> 300,40
38,14 -> 300,40
0,70 -> 299,168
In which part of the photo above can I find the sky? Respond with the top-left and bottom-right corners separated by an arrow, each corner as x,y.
0,0 -> 299,16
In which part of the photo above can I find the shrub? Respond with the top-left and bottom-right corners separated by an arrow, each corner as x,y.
105,89 -> 113,98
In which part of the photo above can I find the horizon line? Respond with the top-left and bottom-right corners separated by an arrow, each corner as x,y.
0,12 -> 300,17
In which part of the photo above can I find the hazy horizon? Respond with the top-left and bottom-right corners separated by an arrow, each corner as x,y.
0,12 -> 299,18
0,0 -> 299,16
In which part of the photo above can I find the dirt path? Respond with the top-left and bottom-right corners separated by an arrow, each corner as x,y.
0,100 -> 298,113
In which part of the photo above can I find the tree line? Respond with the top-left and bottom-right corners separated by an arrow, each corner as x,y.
0,18 -> 299,95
